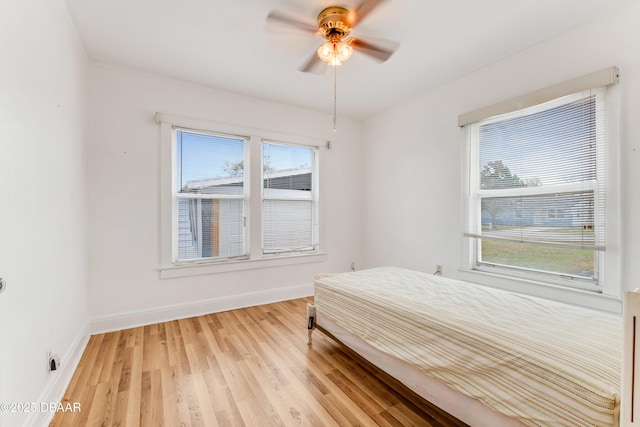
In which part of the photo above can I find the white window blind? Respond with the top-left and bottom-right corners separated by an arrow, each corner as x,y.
262,141 -> 317,254
463,86 -> 609,284
465,88 -> 607,250
175,129 -> 247,261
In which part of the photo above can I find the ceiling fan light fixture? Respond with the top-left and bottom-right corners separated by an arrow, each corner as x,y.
317,42 -> 334,62
336,41 -> 353,61
317,40 -> 353,66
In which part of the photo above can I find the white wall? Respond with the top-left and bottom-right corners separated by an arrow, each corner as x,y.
362,2 -> 640,309
86,64 -> 363,329
0,0 -> 90,426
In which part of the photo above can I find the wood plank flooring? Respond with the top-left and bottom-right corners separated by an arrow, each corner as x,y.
51,297 -> 467,426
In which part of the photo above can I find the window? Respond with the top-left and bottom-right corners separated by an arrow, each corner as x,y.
461,70 -> 618,292
175,129 -> 248,262
156,113 -> 325,276
262,141 -> 318,255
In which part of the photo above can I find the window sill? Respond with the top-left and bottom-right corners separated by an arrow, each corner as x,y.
159,252 -> 327,279
457,268 -> 622,314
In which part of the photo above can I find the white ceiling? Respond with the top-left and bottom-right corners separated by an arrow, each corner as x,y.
65,0 -> 633,119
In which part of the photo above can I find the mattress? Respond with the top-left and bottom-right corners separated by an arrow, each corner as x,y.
314,267 -> 622,427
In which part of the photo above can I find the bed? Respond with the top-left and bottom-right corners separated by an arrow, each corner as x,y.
307,267 -> 640,427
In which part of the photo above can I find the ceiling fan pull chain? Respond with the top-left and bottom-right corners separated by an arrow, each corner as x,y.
333,63 -> 338,132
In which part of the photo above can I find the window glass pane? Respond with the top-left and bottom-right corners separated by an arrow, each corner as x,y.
263,142 -> 313,199
177,198 -> 245,260
263,199 -> 313,253
262,142 -> 316,254
175,129 -> 246,261
176,130 -> 245,195
480,240 -> 595,279
479,96 -> 596,189
481,192 -> 595,246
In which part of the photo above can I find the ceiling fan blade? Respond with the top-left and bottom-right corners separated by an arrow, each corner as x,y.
266,10 -> 318,34
299,50 -> 326,74
351,37 -> 398,62
348,0 -> 388,27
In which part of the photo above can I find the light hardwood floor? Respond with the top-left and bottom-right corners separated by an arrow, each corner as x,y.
51,297 -> 467,426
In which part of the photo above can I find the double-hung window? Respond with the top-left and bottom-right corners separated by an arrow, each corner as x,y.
461,68 -> 619,292
175,129 -> 248,262
156,113 -> 324,276
262,141 -> 318,255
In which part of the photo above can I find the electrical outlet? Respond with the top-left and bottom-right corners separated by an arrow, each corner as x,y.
350,261 -> 356,271
48,352 -> 60,372
436,265 -> 443,275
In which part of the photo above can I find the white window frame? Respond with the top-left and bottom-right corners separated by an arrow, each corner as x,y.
458,68 -> 622,311
156,113 -> 327,279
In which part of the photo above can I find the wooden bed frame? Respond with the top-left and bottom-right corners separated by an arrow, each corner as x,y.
307,290 -> 640,427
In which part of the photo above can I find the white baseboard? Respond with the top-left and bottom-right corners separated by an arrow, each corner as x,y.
25,323 -> 90,427
90,283 -> 314,334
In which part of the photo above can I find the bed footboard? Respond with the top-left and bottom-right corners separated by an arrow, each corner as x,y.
622,290 -> 640,427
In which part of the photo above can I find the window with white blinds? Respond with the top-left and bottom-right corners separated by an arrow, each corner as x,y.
175,129 -> 247,262
463,87 -> 609,289
262,141 -> 317,255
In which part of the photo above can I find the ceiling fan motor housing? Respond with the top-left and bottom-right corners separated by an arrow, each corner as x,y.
317,6 -> 352,39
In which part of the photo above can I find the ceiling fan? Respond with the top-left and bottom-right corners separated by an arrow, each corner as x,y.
266,0 -> 398,73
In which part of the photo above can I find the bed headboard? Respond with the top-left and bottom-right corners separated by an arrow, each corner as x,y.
622,290 -> 640,427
